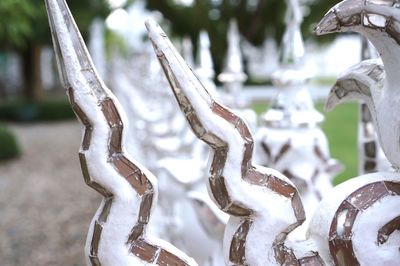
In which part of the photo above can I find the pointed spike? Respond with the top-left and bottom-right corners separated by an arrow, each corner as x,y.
145,19 -> 214,112
45,0 -> 107,99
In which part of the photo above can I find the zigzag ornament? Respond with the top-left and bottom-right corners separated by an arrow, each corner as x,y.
44,0 -> 196,265
147,11 -> 400,265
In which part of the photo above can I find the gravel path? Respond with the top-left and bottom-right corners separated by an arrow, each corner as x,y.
0,121 -> 100,266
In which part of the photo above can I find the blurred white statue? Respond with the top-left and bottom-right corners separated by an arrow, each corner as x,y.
254,0 -> 342,229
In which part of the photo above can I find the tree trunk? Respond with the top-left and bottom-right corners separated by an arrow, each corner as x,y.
22,44 -> 43,100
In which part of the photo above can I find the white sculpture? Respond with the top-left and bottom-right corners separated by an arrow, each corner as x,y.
45,0 -> 400,264
182,36 -> 195,69
188,192 -> 228,266
108,30 -> 218,266
148,0 -> 400,260
317,0 -> 400,171
218,20 -> 247,108
107,14 -> 223,265
360,38 -> 391,174
88,19 -> 107,80
195,31 -> 218,97
243,37 -> 279,82
45,0 -> 197,265
328,45 -> 391,175
255,0 -> 342,222
217,20 -> 257,131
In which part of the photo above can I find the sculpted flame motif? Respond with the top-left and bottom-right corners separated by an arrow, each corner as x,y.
45,0 -> 400,264
45,0 -> 196,265
146,20 -> 309,265
146,20 -> 314,265
148,0 -> 400,263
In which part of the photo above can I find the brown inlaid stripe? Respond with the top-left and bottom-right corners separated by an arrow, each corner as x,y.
138,193 -> 154,224
314,142 -> 328,163
130,238 -> 159,262
309,168 -> 323,201
210,147 -> 228,178
130,239 -> 191,266
68,89 -> 112,265
267,175 -> 297,198
91,221 -> 103,259
111,154 -> 150,196
384,181 -> 400,195
283,169 -> 308,192
186,112 -> 207,139
378,216 -> 400,245
310,169 -> 319,184
298,254 -> 325,266
246,168 -> 269,185
208,176 -> 248,215
242,141 -> 254,176
209,95 -> 308,264
67,87 -> 92,150
329,201 -> 359,266
229,220 -> 252,265
291,192 -> 306,223
101,98 -> 123,128
52,4 -> 196,265
89,255 -> 101,266
364,160 -> 377,172
128,223 -> 145,243
69,92 -> 190,264
348,182 -> 388,210
109,126 -> 123,154
226,201 -> 253,216
168,77 -> 224,149
103,99 -> 191,265
329,181 -> 400,265
274,140 -> 291,164
274,243 -> 300,266
211,102 -> 240,125
98,197 -> 113,223
361,103 -> 372,123
156,39 -> 307,265
338,11 -> 361,28
156,249 -> 190,266
387,17 -> 400,45
79,153 -> 112,197
364,141 -> 376,158
261,141 -> 272,160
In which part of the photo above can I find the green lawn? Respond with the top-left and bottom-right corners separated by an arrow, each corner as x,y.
252,102 -> 358,186
318,103 -> 358,185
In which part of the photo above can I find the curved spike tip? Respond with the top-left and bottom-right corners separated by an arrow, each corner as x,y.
145,19 -> 214,116
314,9 -> 340,35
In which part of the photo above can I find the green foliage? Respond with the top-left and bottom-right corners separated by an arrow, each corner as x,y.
146,0 -> 339,73
0,0 -> 38,49
0,124 -> 20,160
0,99 -> 75,122
0,0 -> 112,50
105,29 -> 129,59
319,102 -> 358,185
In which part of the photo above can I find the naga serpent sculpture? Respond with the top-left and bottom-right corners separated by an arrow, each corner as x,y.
44,0 -> 196,265
147,0 -> 400,262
